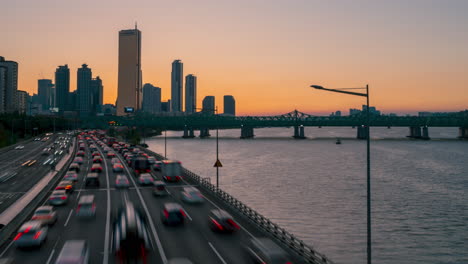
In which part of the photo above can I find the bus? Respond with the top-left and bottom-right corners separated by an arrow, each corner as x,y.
160,160 -> 182,182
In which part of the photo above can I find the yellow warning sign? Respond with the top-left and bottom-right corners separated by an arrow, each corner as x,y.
214,159 -> 223,167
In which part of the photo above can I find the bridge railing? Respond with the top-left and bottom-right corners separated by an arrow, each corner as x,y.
143,148 -> 334,264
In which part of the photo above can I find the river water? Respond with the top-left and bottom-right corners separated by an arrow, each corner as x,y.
145,127 -> 467,264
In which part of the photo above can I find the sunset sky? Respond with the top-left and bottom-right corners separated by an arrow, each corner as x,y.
2,0 -> 467,115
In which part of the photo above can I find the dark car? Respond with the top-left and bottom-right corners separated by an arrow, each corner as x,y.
208,209 -> 240,233
92,156 -> 103,163
85,173 -> 100,187
244,238 -> 292,264
161,203 -> 186,226
69,163 -> 80,172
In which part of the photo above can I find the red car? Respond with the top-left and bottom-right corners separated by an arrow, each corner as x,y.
76,151 -> 85,157
92,152 -> 101,157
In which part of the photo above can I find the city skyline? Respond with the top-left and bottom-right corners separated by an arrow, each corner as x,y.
1,0 -> 468,115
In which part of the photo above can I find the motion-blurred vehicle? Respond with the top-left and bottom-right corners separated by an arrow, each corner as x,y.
91,164 -> 103,173
152,161 -> 162,171
112,163 -> 124,173
14,221 -> 48,248
161,203 -> 186,226
160,160 -> 182,182
115,175 -> 130,189
107,152 -> 116,158
244,238 -> 292,264
73,157 -> 84,165
55,180 -> 74,194
138,173 -> 154,185
49,190 -> 68,205
113,202 -> 150,262
14,145 -> 24,150
31,206 -> 57,225
153,181 -> 169,197
208,209 -> 240,233
111,158 -> 120,165
181,187 -> 204,204
79,144 -> 85,151
54,240 -> 89,264
64,171 -> 79,182
91,151 -> 100,157
76,151 -> 85,157
92,156 -> 103,163
69,163 -> 80,172
76,195 -> 96,218
85,173 -> 100,187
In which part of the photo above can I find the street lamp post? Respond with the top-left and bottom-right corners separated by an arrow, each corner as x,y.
311,84 -> 371,264
164,129 -> 167,159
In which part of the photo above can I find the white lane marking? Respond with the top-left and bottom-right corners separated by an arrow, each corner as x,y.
0,241 -> 13,258
118,154 -> 168,263
166,189 -> 171,195
98,143 -> 112,264
64,209 -> 74,227
184,210 -> 192,221
208,242 -> 228,264
45,249 -> 55,264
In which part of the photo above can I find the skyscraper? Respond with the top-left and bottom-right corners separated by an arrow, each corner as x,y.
202,96 -> 215,114
185,74 -> 197,114
223,95 -> 236,116
90,76 -> 103,114
171,60 -> 183,112
55,64 -> 70,113
0,56 -> 18,113
17,90 -> 29,114
38,79 -> 53,111
142,83 -> 161,114
77,64 -> 92,117
117,26 -> 142,116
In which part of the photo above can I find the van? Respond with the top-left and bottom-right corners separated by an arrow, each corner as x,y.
76,195 -> 96,218
55,240 -> 89,264
85,173 -> 100,187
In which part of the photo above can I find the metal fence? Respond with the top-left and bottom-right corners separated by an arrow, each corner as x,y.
143,148 -> 334,264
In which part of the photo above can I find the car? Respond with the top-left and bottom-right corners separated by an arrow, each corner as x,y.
34,137 -> 41,141
91,164 -> 103,173
161,203 -> 186,226
64,171 -> 78,182
152,161 -> 162,171
79,144 -> 85,151
181,187 -> 204,204
115,175 -> 130,188
111,158 -> 120,165
92,156 -> 103,163
76,195 -> 96,218
103,148 -> 111,154
55,180 -> 74,194
85,173 -> 100,187
73,157 -> 84,165
42,148 -> 51,156
138,173 -> 154,185
113,202 -> 150,262
31,206 -> 57,225
49,190 -> 68,205
153,181 -> 169,196
91,151 -> 101,157
244,238 -> 292,264
14,221 -> 48,248
107,152 -> 116,158
89,145 -> 97,152
69,163 -> 80,172
55,240 -> 89,264
208,209 -> 240,233
76,151 -> 85,157
112,163 -> 124,173
14,145 -> 24,150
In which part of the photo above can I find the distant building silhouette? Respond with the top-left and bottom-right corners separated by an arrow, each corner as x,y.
17,90 -> 29,114
55,64 -> 70,113
102,104 -> 116,116
0,56 -> 18,113
171,60 -> 183,112
185,74 -> 196,114
202,96 -> 215,114
38,79 -> 54,111
223,95 -> 235,116
142,83 -> 161,114
77,64 -> 92,117
90,76 -> 103,114
69,90 -> 78,113
117,27 -> 142,115
161,100 -> 170,112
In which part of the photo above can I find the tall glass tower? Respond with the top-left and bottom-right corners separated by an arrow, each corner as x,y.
185,74 -> 196,113
171,60 -> 183,112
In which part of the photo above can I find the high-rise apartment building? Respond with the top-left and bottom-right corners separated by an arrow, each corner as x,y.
77,64 -> 92,117
171,60 -> 183,112
38,79 -> 54,111
90,76 -> 103,113
0,56 -> 18,113
116,27 -> 142,115
202,96 -> 215,114
55,64 -> 70,113
142,83 -> 161,114
223,95 -> 235,116
17,90 -> 29,114
185,74 -> 196,114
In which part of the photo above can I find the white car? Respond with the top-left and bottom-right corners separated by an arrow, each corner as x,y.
14,145 -> 24,150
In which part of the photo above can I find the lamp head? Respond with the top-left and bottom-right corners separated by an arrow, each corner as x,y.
310,85 -> 324,90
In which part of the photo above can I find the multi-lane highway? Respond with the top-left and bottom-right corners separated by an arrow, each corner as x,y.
0,134 -> 306,263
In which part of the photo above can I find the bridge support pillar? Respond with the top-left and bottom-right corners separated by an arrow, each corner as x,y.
422,126 -> 430,140
293,125 -> 306,139
458,127 -> 468,139
182,127 -> 195,138
357,125 -> 368,139
189,128 -> 195,138
240,126 -> 254,139
200,128 -> 211,138
408,126 -> 422,139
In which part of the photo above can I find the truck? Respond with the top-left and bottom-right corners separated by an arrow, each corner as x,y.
160,160 -> 182,182
130,156 -> 151,175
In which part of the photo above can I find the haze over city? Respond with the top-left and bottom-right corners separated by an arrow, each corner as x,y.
2,0 -> 467,115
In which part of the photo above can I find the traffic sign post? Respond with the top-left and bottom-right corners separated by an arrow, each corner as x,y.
213,159 -> 223,167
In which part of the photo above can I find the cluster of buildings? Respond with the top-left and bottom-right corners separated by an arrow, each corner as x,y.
0,25 -> 236,117
116,27 -> 236,116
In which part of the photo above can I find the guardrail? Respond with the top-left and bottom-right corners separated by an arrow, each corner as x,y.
0,139 -> 77,247
142,147 -> 334,264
